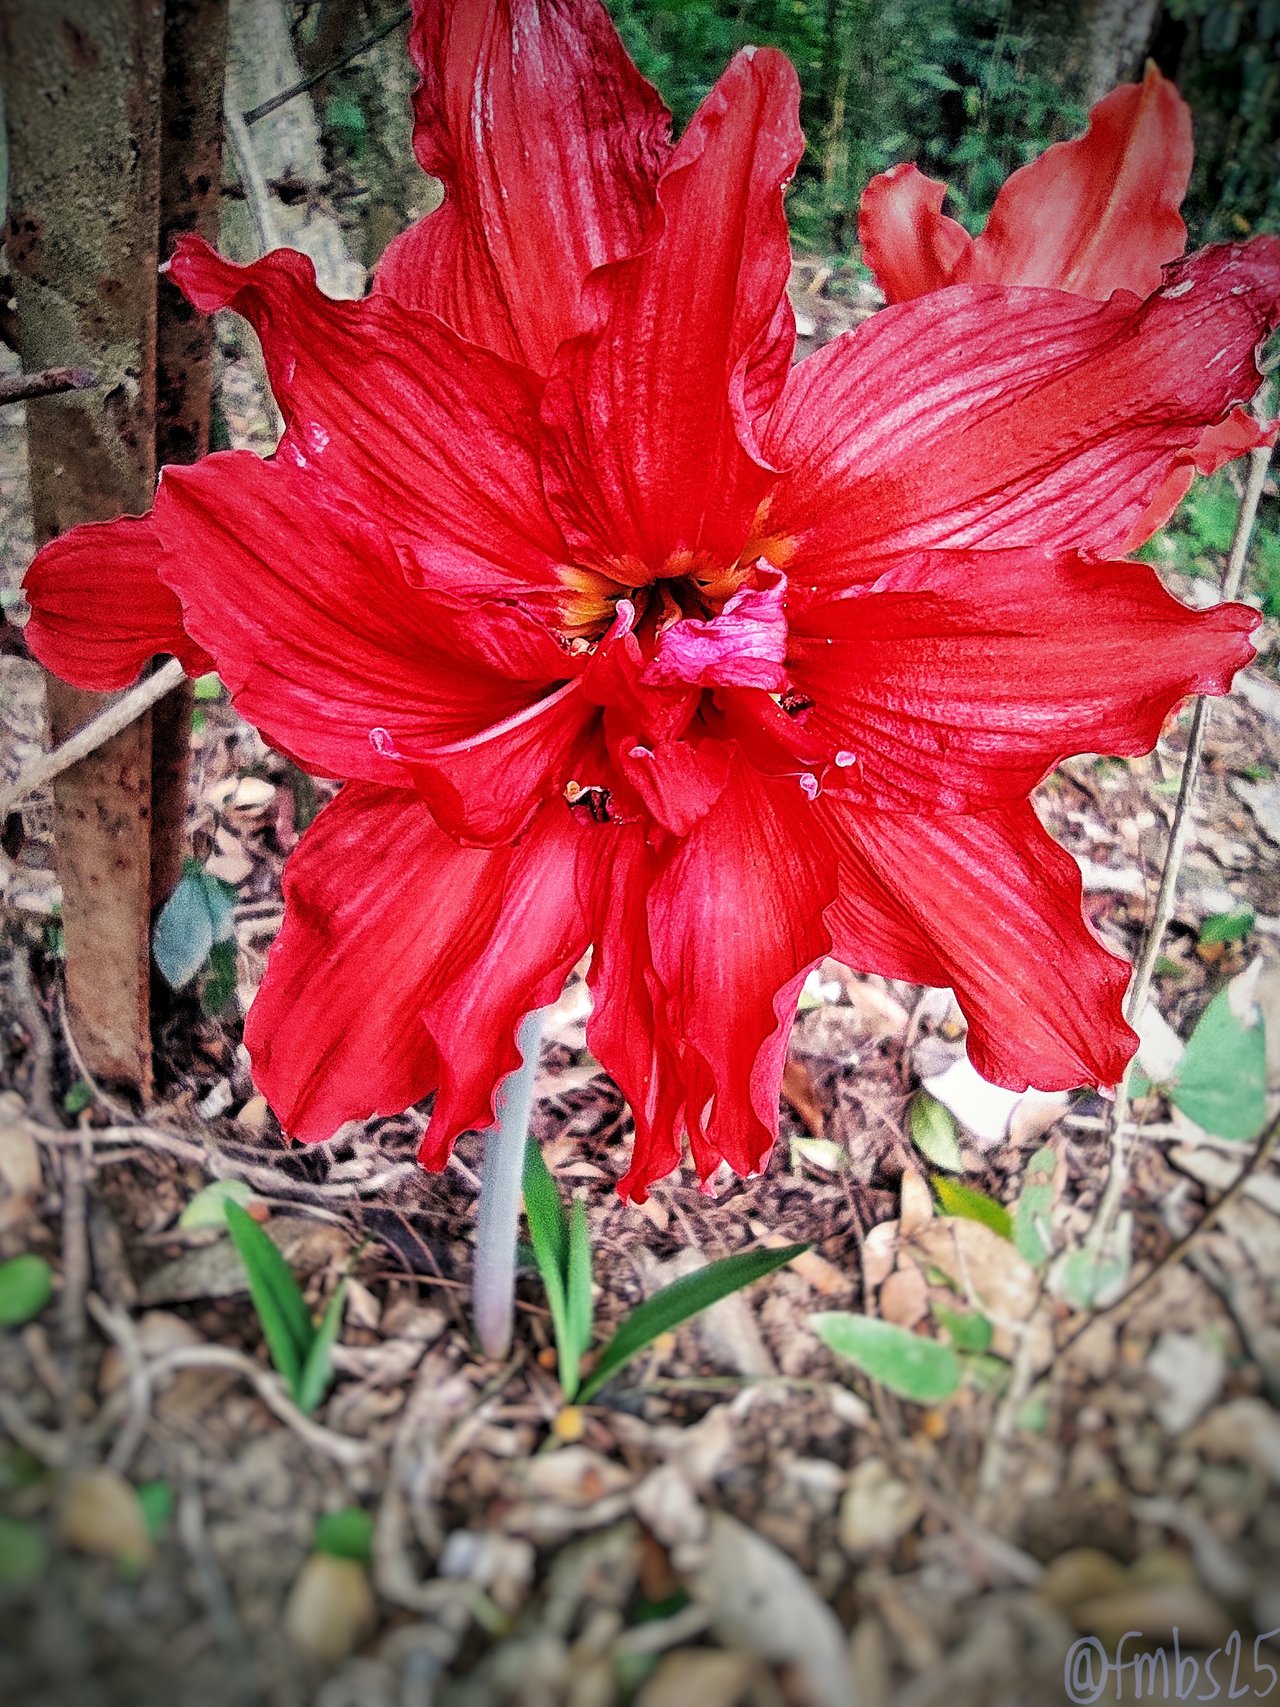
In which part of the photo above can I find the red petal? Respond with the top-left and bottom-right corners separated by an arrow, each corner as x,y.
245,784 -> 510,1142
1124,407 -> 1278,549
790,548 -> 1257,810
22,513 -> 211,690
647,758 -> 838,1184
765,241 -> 1280,591
644,572 -> 789,691
964,66 -> 1192,300
583,827 -> 686,1200
417,801 -> 596,1160
168,237 -> 565,596
375,0 -> 671,371
861,69 -> 1191,305
152,452 -> 585,838
858,163 -> 973,302
540,47 -> 802,573
824,800 -> 1135,1090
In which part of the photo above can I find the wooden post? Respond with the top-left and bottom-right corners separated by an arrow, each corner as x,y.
152,0 -> 229,907
4,0 -> 227,1091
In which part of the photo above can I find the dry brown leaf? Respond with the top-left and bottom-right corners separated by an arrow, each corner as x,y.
879,1264 -> 929,1328
1007,1088 -> 1071,1147
635,1650 -> 759,1707
906,1217 -> 1038,1322
754,1226 -> 849,1297
782,1055 -> 825,1138
520,1446 -> 634,1508
899,1166 -> 934,1235
861,1221 -> 899,1291
839,1457 -> 924,1557
686,1512 -> 851,1707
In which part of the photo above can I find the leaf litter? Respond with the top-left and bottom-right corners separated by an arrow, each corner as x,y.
2,272 -> 1280,1707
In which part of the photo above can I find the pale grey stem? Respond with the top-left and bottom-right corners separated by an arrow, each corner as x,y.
222,101 -> 281,256
0,656 -> 186,821
1093,438 -> 1274,1246
472,1008 -> 545,1361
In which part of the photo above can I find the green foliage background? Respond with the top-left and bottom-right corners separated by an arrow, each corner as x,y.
603,0 -> 1279,252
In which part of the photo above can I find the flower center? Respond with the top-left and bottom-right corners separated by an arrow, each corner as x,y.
556,553 -> 752,649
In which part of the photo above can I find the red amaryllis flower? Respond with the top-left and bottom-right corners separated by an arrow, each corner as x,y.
858,62 -> 1277,543
22,1 -> 1279,1200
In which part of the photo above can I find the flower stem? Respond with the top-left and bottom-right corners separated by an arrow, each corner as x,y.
1092,438 -> 1274,1248
472,1008 -> 545,1361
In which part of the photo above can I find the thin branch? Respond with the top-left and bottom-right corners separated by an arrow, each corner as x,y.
1062,1105 -> 1280,1359
222,101 -> 282,256
140,1344 -> 371,1465
0,367 -> 98,408
242,7 -> 412,126
0,657 -> 186,821
1091,438 -> 1275,1244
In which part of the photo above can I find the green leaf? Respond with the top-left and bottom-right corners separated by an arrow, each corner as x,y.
223,1202 -> 314,1395
811,1313 -> 961,1405
201,938 -> 239,1016
178,1178 -> 255,1231
1012,1145 -> 1056,1269
192,672 -> 222,701
0,1516 -> 49,1589
931,1301 -> 993,1353
578,1243 -> 809,1403
295,1278 -> 347,1414
136,1479 -> 174,1542
1171,987 -> 1267,1140
0,1254 -> 54,1327
314,1507 -> 374,1564
152,867 -> 237,990
564,1199 -> 594,1401
963,1351 -> 1010,1392
522,1141 -> 569,1279
1199,905 -> 1256,946
62,1080 -> 93,1115
523,1140 -> 576,1392
790,1136 -> 847,1172
909,1092 -> 964,1173
932,1176 -> 1013,1240
1054,1211 -> 1133,1310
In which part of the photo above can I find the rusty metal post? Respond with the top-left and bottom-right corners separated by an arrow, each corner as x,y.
4,0 -> 227,1091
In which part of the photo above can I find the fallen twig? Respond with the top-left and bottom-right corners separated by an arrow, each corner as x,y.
0,657 -> 187,821
1061,1105 -> 1280,1358
0,1388 -> 71,1467
86,1293 -> 152,1475
242,7 -> 412,126
0,366 -> 97,408
58,1141 -> 90,1353
143,1343 -> 371,1465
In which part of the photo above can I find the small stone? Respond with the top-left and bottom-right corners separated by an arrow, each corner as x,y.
59,1469 -> 152,1567
1040,1548 -> 1129,1612
552,1405 -> 586,1444
838,1457 -> 923,1557
283,1554 -> 377,1666
235,1093 -> 270,1135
